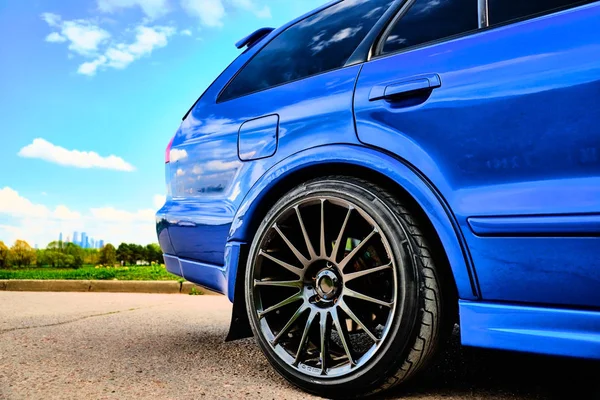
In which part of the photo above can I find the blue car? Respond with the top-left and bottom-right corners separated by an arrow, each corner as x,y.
157,0 -> 600,397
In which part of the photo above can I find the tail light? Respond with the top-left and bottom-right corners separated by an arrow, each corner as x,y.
165,135 -> 175,163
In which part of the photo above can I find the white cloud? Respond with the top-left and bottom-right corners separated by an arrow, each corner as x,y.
181,0 -> 270,27
205,160 -> 239,172
97,0 -> 171,20
0,188 -> 161,246
45,32 -> 67,43
180,29 -> 192,36
0,187 -> 50,219
77,25 -> 175,75
169,148 -> 188,162
311,27 -> 362,53
229,0 -> 271,18
78,56 -> 107,76
42,14 -> 111,56
41,12 -> 61,27
18,138 -> 135,172
53,205 -> 82,220
181,0 -> 226,27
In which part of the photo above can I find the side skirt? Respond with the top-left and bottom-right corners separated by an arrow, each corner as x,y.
460,300 -> 600,360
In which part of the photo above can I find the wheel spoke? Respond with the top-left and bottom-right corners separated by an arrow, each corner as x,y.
259,250 -> 304,277
254,279 -> 303,288
258,292 -> 303,319
331,206 -> 352,261
339,300 -> 379,343
331,307 -> 355,366
273,224 -> 310,267
343,287 -> 393,308
295,206 -> 317,260
344,262 -> 392,282
338,228 -> 378,271
294,309 -> 317,365
319,311 -> 330,375
273,305 -> 308,345
320,199 -> 326,258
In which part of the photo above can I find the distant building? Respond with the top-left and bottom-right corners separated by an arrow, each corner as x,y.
73,232 -> 79,246
81,232 -> 88,249
59,232 -> 63,242
66,236 -> 71,243
98,240 -> 105,248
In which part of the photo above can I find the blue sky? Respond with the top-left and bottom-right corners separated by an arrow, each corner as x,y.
0,0 -> 327,247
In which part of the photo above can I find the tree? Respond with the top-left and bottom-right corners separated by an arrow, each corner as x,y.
129,244 -> 144,265
0,241 -> 9,268
83,248 -> 99,265
10,240 -> 36,267
116,243 -> 131,265
63,243 -> 84,268
145,243 -> 163,264
99,244 -> 117,266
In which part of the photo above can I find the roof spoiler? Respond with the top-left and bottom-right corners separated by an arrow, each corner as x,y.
235,27 -> 275,49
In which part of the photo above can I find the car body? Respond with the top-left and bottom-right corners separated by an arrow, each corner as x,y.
157,0 -> 600,395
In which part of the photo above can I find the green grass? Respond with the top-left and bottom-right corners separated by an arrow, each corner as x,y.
0,265 -> 180,281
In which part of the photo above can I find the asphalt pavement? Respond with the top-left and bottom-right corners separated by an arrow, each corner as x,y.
1,292 -> 599,400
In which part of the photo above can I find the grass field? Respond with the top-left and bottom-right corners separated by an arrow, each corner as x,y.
0,265 -> 180,281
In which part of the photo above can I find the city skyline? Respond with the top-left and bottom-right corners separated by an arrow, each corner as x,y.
60,231 -> 104,249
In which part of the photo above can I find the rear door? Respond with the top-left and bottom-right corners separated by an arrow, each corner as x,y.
353,0 -> 600,307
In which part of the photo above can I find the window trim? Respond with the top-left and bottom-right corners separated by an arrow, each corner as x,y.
216,0 -> 399,104
478,0 -> 489,28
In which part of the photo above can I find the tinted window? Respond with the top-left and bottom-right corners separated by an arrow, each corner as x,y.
219,0 -> 394,102
489,0 -> 594,25
381,0 -> 478,55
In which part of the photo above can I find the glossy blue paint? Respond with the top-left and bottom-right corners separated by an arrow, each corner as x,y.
163,254 -> 183,277
238,114 -> 279,161
354,3 -> 600,308
157,0 -> 600,360
460,301 -> 600,360
468,214 -> 600,236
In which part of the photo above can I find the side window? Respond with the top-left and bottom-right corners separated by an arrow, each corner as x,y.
489,0 -> 595,25
381,0 -> 478,55
219,0 -> 394,102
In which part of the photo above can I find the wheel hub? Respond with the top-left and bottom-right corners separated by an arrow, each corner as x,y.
315,269 -> 340,300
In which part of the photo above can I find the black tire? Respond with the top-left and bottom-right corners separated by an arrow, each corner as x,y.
245,176 -> 448,398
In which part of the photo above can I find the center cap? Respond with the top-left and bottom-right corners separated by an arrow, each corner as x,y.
315,270 -> 340,300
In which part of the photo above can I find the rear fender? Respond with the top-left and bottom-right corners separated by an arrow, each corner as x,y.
226,145 -> 478,305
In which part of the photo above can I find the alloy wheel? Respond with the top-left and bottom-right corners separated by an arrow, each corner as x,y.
250,196 -> 398,378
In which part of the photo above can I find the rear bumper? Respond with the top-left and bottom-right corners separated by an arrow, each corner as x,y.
162,241 -> 245,302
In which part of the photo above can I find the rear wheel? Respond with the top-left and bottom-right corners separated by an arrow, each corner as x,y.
245,177 -> 447,398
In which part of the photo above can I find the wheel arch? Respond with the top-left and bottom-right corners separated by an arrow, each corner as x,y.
225,145 -> 476,341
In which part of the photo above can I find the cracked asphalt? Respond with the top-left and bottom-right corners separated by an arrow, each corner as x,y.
1,292 -> 599,400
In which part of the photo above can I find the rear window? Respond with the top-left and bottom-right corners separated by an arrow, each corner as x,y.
219,0 -> 394,102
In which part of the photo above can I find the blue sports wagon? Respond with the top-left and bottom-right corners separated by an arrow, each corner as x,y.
156,0 -> 600,397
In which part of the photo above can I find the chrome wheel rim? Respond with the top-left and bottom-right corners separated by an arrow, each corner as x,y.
251,196 -> 398,378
